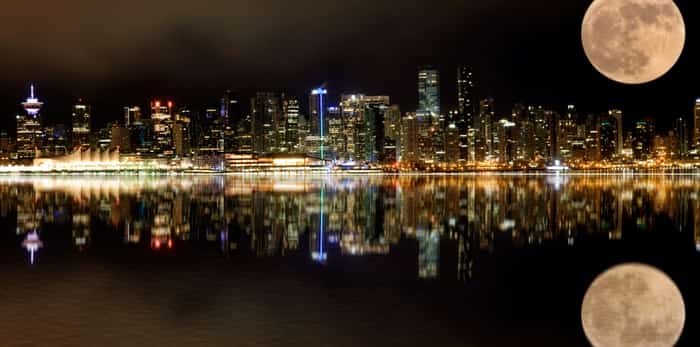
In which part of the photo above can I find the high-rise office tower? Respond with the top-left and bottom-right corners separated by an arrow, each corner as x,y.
445,122 -> 460,163
599,116 -> 618,160
609,109 -> 623,156
111,124 -> 132,152
172,122 -> 190,157
456,67 -> 474,162
124,106 -> 141,127
401,113 -> 419,163
251,92 -> 282,155
585,114 -> 601,162
339,94 -> 391,163
418,67 -> 440,116
72,99 -> 91,149
309,88 -> 328,138
340,94 -> 364,160
694,99 -> 700,149
362,97 -> 390,163
282,97 -> 301,153
384,105 -> 401,163
151,100 -> 174,156
17,84 -> 43,160
42,124 -> 68,156
203,108 -> 225,153
530,106 -> 551,161
634,118 -> 655,160
326,106 -> 344,160
221,90 -> 241,152
674,117 -> 689,158
475,98 -> 495,161
496,119 -> 516,164
557,105 -> 578,161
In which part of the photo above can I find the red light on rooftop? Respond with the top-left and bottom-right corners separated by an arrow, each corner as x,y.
155,101 -> 161,108
167,101 -> 173,108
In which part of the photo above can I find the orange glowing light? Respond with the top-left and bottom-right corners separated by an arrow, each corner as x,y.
154,239 -> 161,249
167,101 -> 173,108
155,101 -> 161,108
167,239 -> 173,248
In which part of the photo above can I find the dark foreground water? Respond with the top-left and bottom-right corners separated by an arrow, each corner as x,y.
0,174 -> 697,346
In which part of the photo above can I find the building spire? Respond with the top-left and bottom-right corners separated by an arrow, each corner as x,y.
30,83 -> 35,99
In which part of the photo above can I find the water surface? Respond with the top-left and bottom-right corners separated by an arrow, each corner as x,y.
0,174 -> 697,346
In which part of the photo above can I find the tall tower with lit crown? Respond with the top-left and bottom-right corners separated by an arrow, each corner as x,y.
17,84 -> 44,159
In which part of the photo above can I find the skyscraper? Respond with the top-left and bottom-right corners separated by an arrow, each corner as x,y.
309,87 -> 328,160
124,106 -> 141,127
418,67 -> 440,116
694,99 -> 700,149
456,67 -> 474,162
151,100 -> 174,156
634,118 -> 655,160
326,106 -> 344,160
251,93 -> 282,155
674,117 -> 689,158
475,98 -> 495,161
401,113 -> 419,164
609,109 -> 623,156
71,99 -> 91,149
282,97 -> 301,153
17,84 -> 43,160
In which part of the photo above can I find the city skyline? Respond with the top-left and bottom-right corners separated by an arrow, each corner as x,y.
2,73 -> 700,173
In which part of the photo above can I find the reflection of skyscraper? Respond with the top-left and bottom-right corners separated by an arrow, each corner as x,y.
417,228 -> 440,279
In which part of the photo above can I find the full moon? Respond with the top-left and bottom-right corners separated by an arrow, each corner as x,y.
581,0 -> 685,84
581,263 -> 685,347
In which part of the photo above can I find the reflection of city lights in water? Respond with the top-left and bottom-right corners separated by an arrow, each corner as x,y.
22,231 -> 43,265
313,186 -> 327,263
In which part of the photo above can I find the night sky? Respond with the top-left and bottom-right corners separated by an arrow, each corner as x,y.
0,0 -> 697,131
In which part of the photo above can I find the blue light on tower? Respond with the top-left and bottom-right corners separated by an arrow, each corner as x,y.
312,87 -> 328,161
